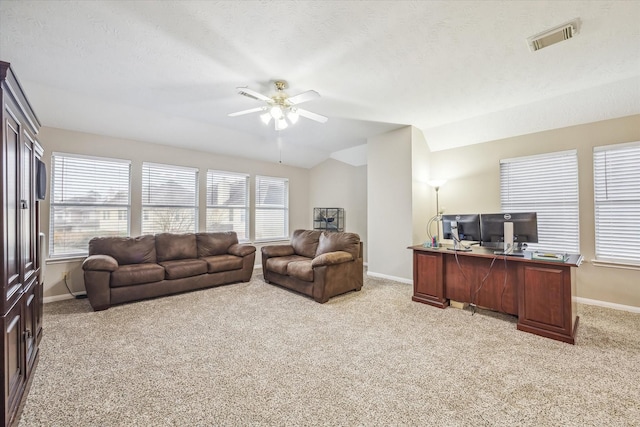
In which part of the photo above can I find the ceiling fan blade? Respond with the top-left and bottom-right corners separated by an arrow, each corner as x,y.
288,90 -> 320,105
228,107 -> 266,117
236,87 -> 272,102
297,108 -> 328,123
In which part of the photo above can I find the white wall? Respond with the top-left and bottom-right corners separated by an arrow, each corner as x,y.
309,158 -> 368,260
40,126 -> 310,300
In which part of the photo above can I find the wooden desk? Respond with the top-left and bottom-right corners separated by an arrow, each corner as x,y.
409,245 -> 582,344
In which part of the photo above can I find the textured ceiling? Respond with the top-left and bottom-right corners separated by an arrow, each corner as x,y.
1,1 -> 639,168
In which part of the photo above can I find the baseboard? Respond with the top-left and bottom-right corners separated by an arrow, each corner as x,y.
366,271 -> 412,285
576,297 -> 640,313
44,294 -> 75,304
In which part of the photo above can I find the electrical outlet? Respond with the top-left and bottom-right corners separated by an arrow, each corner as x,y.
63,271 -> 69,280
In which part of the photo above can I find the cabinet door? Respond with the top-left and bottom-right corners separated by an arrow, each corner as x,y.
3,113 -> 22,313
412,251 -> 447,308
2,302 -> 25,425
21,132 -> 37,285
24,279 -> 38,375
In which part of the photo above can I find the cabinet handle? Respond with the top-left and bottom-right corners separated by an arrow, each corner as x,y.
24,329 -> 32,339
21,199 -> 28,209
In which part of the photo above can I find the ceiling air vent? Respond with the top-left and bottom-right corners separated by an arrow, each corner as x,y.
527,19 -> 579,52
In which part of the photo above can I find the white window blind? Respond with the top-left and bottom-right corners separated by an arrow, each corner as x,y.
500,150 -> 579,253
206,170 -> 249,240
50,153 -> 131,257
142,162 -> 198,234
255,175 -> 289,241
593,141 -> 640,264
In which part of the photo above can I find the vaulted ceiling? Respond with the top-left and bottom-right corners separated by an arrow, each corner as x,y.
1,1 -> 639,168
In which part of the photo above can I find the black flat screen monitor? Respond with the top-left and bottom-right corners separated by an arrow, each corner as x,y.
480,212 -> 538,249
442,214 -> 481,241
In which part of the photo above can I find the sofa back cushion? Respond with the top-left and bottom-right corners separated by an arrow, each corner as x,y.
155,233 -> 197,262
291,229 -> 322,258
197,232 -> 238,257
89,235 -> 157,265
316,232 -> 361,260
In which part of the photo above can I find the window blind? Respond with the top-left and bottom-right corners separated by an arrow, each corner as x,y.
50,153 -> 131,257
500,150 -> 579,253
206,170 -> 249,240
255,175 -> 289,241
593,141 -> 640,264
142,162 -> 198,234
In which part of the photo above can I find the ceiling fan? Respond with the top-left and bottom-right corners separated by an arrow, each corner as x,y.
228,80 -> 328,130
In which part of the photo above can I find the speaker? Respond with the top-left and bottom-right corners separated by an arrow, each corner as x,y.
36,158 -> 47,200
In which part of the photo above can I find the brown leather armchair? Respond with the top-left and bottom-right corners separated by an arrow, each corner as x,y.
261,229 -> 363,303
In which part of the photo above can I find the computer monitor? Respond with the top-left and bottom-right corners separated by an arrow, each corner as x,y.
480,212 -> 538,251
442,214 -> 482,242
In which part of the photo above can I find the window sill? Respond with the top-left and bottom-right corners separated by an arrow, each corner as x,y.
46,256 -> 86,264
253,238 -> 290,244
591,259 -> 640,271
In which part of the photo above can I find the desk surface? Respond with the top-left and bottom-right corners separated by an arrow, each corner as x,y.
409,244 -> 583,267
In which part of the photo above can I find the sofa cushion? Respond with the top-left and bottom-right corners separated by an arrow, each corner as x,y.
291,229 -> 322,258
89,235 -> 156,265
265,255 -> 310,275
159,259 -> 208,280
316,232 -> 361,260
197,232 -> 238,257
111,263 -> 165,287
287,260 -> 314,282
201,254 -> 244,273
156,233 -> 197,262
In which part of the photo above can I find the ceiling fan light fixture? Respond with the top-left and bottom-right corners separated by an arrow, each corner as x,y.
287,108 -> 299,124
260,112 -> 272,125
270,105 -> 283,119
275,117 -> 288,131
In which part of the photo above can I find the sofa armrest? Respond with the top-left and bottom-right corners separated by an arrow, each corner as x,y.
228,243 -> 256,257
82,254 -> 119,272
312,251 -> 354,268
261,245 -> 295,257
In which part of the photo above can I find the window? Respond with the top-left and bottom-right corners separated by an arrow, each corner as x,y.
593,141 -> 640,264
142,162 -> 198,234
206,170 -> 249,240
500,150 -> 579,253
255,175 -> 289,241
50,153 -> 131,257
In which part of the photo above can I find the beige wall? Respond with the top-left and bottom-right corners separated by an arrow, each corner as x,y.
430,114 -> 640,308
40,126 -> 310,300
367,126 -> 416,281
309,158 -> 368,261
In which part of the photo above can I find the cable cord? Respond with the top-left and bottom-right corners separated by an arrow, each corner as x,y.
64,276 -> 87,299
471,255 -> 500,315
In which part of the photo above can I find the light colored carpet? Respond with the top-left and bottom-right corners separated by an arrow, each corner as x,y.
19,273 -> 640,426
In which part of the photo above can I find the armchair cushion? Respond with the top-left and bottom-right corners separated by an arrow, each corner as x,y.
83,254 -> 119,272
266,255 -> 309,275
201,254 -> 244,273
160,259 -> 208,280
311,251 -> 354,268
197,232 -> 238,257
291,229 -> 321,258
288,260 -> 314,282
156,233 -> 198,262
316,232 -> 361,259
228,243 -> 256,257
261,245 -> 295,257
111,263 -> 165,287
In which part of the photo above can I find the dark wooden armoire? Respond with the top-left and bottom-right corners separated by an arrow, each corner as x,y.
1,61 -> 44,426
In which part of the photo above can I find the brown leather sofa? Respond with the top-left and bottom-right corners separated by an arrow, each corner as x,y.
82,232 -> 256,311
261,229 -> 363,303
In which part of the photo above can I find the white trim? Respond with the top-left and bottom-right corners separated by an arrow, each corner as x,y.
593,140 -> 640,152
591,259 -> 640,271
576,297 -> 640,314
366,271 -> 412,284
52,151 -> 131,164
44,294 -> 75,304
500,149 -> 576,164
